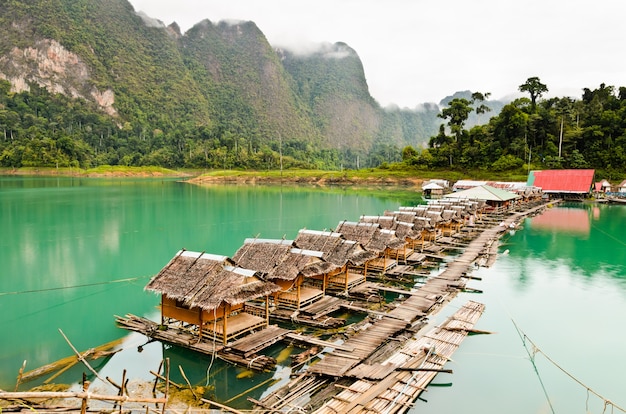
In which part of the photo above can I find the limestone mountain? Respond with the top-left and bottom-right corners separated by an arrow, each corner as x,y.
0,0 -> 442,169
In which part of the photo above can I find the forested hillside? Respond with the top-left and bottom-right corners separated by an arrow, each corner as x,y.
0,0 -> 442,170
403,80 -> 626,177
2,1 -> 623,174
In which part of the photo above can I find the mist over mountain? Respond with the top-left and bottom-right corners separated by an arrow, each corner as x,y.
0,0 -> 502,169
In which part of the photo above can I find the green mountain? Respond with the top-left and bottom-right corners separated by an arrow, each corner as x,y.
0,0 -> 442,169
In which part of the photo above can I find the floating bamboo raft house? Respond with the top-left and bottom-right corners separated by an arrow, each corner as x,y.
144,251 -> 281,346
111,188 -> 555,413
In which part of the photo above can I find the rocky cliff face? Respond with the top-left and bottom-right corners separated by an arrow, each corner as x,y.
0,39 -> 117,116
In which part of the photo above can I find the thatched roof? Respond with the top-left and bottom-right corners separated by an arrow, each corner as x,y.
359,214 -> 420,240
294,229 -> 343,253
294,229 -> 377,266
359,215 -> 395,230
371,229 -> 406,251
232,238 -> 294,274
335,221 -> 405,253
145,250 -> 280,311
192,266 -> 281,310
335,221 -> 380,246
266,248 -> 338,281
393,221 -> 419,239
399,206 -> 428,217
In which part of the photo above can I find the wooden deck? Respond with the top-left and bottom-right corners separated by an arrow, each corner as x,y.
366,257 -> 397,273
277,286 -> 324,309
201,312 -> 267,344
116,314 -> 223,354
226,325 -> 291,357
299,295 -> 343,319
328,270 -> 366,291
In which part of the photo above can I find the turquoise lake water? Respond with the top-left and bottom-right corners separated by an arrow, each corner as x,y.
1,177 -> 625,413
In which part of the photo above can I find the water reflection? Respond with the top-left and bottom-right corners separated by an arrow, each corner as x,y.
529,206 -> 590,235
508,203 -> 626,280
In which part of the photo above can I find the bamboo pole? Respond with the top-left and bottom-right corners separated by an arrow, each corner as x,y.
152,360 -> 164,395
44,358 -> 80,384
0,391 -> 166,404
58,329 -> 106,385
14,360 -> 26,391
149,370 -> 183,389
80,374 -> 88,414
200,397 -> 247,414
161,358 -> 170,414
178,365 -> 197,400
223,376 -> 278,404
223,305 -> 229,345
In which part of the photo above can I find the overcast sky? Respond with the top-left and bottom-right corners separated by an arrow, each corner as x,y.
128,0 -> 625,108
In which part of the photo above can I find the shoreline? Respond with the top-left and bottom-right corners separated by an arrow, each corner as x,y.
0,167 -> 426,187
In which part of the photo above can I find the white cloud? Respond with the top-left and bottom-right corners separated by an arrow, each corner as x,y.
128,0 -> 626,107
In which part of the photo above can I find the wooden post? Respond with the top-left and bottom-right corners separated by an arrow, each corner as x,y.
80,373 -> 89,414
265,296 -> 269,326
297,279 -> 301,310
223,304 -> 229,345
161,358 -> 170,414
198,307 -> 203,338
160,297 -> 164,325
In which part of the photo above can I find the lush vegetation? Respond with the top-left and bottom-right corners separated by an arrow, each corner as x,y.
2,76 -> 626,180
1,0 -> 624,177
401,78 -> 626,179
0,76 -> 417,171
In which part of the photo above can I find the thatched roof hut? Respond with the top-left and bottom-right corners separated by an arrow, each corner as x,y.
266,248 -> 338,281
359,215 -> 395,230
294,229 -> 377,267
146,250 -> 280,312
232,238 -> 294,275
334,221 -> 406,253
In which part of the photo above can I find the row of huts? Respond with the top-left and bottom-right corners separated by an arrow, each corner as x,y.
426,169 -> 626,201
142,187 -> 543,348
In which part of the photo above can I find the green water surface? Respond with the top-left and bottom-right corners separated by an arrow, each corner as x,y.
1,178 -> 625,413
0,176 -> 418,393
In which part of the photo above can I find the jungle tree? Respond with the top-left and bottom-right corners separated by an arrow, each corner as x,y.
519,76 -> 548,110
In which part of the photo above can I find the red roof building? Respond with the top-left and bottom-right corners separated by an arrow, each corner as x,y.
527,169 -> 595,194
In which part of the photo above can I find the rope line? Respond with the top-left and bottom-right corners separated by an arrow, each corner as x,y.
513,321 -> 555,414
0,275 -> 151,296
590,221 -> 626,247
511,318 -> 626,413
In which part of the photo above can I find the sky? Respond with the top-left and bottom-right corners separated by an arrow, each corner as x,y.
128,0 -> 625,108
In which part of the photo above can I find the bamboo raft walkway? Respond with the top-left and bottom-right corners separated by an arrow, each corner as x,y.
312,301 -> 485,414
250,200 -> 556,413
115,314 -> 287,371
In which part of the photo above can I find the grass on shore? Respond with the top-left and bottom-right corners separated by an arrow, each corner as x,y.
0,165 -> 188,177
1,165 -> 531,183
